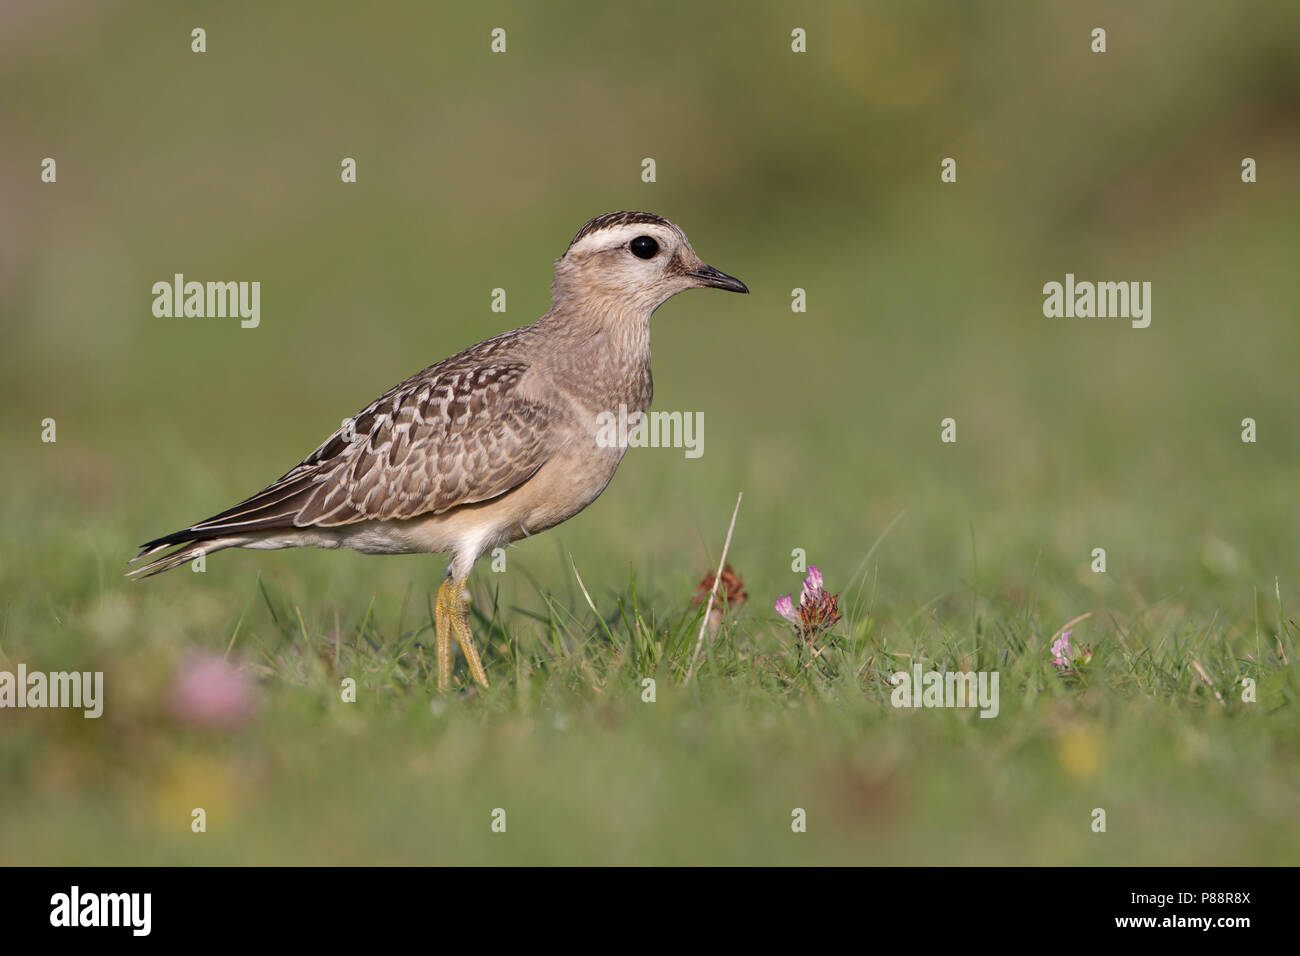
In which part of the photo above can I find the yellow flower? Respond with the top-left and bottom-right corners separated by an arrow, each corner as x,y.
1057,726 -> 1101,779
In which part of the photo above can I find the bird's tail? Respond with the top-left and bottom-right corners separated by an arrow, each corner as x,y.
126,532 -> 239,579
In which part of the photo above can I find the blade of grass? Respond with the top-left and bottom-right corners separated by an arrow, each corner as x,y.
684,491 -> 743,685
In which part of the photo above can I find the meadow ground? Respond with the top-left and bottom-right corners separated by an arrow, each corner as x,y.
3,266 -> 1297,864
2,2 -> 1298,864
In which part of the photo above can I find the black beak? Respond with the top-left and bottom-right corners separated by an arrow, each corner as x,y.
688,264 -> 749,294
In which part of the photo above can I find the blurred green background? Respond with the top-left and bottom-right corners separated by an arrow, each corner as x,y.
1,1 -> 1297,865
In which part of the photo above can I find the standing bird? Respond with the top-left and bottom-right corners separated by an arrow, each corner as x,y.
129,211 -> 748,690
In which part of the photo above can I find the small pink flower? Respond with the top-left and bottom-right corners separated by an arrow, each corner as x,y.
1051,630 -> 1074,666
1051,629 -> 1093,671
776,565 -> 842,643
169,653 -> 255,728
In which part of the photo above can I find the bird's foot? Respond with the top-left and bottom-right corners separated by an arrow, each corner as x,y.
434,577 -> 490,692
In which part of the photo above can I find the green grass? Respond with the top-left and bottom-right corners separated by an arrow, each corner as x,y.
0,457 -> 1296,864
2,0 -> 1299,865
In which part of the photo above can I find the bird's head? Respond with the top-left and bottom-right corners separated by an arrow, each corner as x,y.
553,211 -> 748,314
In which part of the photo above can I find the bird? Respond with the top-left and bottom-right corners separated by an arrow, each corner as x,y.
129,211 -> 748,691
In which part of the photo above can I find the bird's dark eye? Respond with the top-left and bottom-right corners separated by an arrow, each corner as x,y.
629,235 -> 659,259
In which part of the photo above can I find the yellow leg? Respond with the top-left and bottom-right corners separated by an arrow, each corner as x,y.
434,576 -> 490,691
435,577 -> 453,692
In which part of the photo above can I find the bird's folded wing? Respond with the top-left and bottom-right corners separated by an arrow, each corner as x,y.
183,361 -> 561,534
